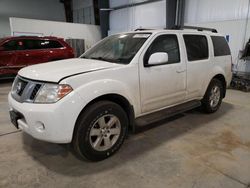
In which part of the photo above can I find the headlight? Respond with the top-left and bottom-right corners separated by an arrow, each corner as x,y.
34,84 -> 73,103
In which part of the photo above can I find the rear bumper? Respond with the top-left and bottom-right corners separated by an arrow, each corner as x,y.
8,92 -> 83,143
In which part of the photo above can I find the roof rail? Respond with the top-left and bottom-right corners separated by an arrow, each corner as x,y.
172,25 -> 218,33
134,28 -> 155,31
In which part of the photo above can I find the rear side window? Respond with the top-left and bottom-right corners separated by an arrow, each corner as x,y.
23,39 -> 41,50
40,40 -> 63,49
183,35 -> 209,61
144,34 -> 180,65
211,36 -> 231,56
23,39 -> 63,50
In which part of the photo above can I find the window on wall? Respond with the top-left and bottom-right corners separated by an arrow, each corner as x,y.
211,36 -> 231,56
183,35 -> 209,61
144,35 -> 180,65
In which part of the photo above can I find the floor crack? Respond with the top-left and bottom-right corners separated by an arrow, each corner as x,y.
203,161 -> 248,187
0,130 -> 21,137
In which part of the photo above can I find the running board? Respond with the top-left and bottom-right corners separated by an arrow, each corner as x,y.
135,100 -> 201,126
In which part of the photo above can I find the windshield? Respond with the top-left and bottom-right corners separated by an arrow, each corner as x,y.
81,33 -> 151,64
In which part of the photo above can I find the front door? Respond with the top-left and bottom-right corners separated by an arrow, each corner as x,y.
139,33 -> 187,113
0,40 -> 19,75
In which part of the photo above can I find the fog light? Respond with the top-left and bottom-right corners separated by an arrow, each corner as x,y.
35,122 -> 45,132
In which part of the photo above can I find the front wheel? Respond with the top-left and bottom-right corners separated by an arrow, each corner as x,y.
201,79 -> 223,113
72,101 -> 128,161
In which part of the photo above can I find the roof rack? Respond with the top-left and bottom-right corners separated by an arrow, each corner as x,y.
134,28 -> 155,31
172,25 -> 218,33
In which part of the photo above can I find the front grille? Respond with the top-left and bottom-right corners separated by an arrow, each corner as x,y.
30,84 -> 41,100
11,76 -> 44,103
12,77 -> 28,97
17,80 -> 28,96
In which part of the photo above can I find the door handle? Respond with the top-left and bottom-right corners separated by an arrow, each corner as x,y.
176,69 -> 186,73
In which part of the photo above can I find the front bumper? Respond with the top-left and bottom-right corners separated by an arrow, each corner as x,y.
8,92 -> 83,143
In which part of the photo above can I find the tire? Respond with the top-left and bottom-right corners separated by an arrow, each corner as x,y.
72,101 -> 128,161
201,79 -> 224,113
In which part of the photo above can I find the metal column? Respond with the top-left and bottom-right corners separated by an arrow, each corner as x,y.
166,0 -> 185,29
98,0 -> 110,38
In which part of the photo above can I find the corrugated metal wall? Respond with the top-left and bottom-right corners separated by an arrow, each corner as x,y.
109,0 -> 166,34
73,0 -> 95,24
184,0 -> 249,23
108,0 -> 250,62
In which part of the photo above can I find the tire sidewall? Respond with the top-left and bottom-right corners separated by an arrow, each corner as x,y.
203,79 -> 223,113
75,102 -> 128,161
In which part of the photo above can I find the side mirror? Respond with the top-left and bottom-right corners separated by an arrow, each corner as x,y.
148,52 -> 168,66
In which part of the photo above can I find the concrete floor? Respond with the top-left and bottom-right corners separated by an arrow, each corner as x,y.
0,80 -> 250,188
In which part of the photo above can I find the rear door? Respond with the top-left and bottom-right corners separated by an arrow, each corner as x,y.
139,33 -> 187,113
42,40 -> 65,60
182,34 -> 212,99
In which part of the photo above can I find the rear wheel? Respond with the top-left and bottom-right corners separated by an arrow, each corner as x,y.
201,79 -> 223,113
72,101 -> 128,161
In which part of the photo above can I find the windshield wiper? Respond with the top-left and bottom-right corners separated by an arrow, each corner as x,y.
89,57 -> 108,61
89,56 -> 119,63
113,57 -> 130,64
82,56 -> 126,64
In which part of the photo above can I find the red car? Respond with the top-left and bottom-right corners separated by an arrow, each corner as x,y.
0,36 -> 74,79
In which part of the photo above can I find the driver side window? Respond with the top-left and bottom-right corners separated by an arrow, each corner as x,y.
144,34 -> 180,66
2,40 -> 24,51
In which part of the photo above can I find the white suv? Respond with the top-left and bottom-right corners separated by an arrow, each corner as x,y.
8,28 -> 232,161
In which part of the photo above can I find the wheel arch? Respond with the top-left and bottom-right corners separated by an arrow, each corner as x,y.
211,74 -> 227,98
73,93 -> 136,140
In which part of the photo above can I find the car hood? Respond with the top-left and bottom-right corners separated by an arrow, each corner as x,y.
18,58 -> 120,83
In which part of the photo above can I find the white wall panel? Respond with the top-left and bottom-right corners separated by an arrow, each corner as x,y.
10,18 -> 101,50
133,1 -> 166,29
109,0 -> 166,34
185,0 -> 249,23
109,8 -> 131,33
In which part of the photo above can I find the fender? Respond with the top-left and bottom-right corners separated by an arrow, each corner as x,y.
200,65 -> 227,97
71,78 -> 140,120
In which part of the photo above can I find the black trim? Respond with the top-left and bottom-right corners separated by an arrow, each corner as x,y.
134,28 -> 155,31
144,61 -> 179,67
58,67 -> 112,83
173,25 -> 218,33
111,0 -> 162,10
19,76 -> 57,84
135,100 -> 201,127
129,105 -> 136,133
